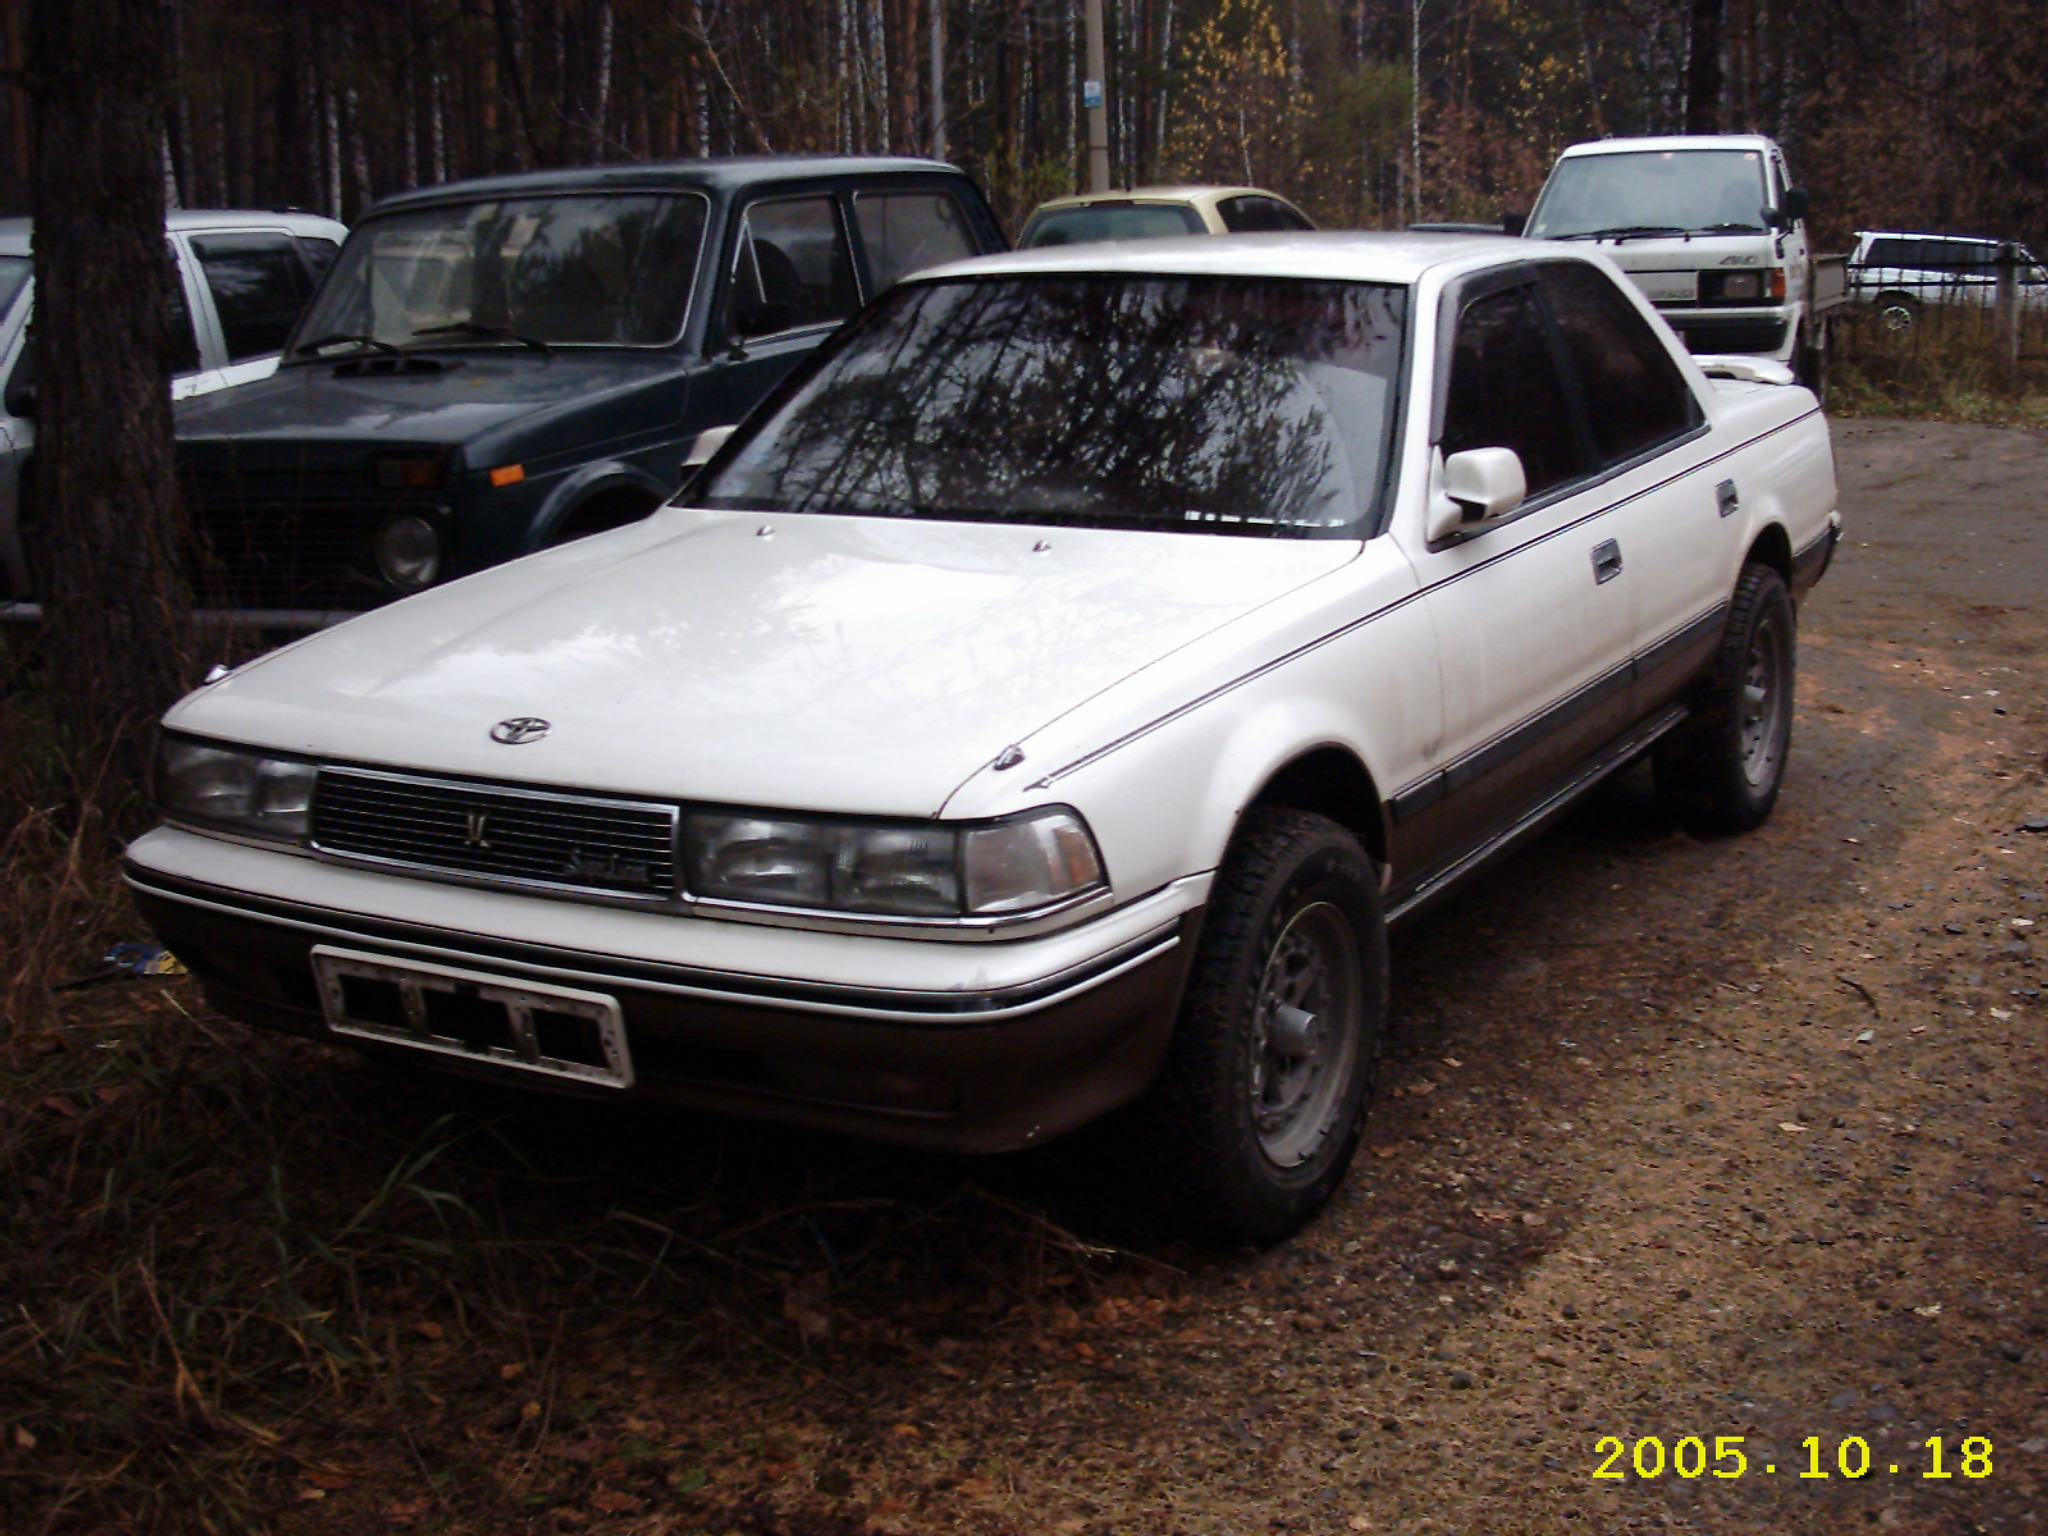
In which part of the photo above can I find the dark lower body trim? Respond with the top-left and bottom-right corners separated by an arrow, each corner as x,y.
127,865 -> 1198,1154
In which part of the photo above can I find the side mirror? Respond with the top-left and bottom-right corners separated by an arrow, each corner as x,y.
682,424 -> 736,471
1428,447 -> 1527,542
1779,186 -> 1811,223
3,380 -> 34,420
1501,210 -> 1528,238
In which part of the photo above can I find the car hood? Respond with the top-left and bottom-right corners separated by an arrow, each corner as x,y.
174,351 -> 689,458
172,508 -> 1360,818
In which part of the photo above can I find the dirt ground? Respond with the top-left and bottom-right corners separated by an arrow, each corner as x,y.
9,417 -> 2048,1535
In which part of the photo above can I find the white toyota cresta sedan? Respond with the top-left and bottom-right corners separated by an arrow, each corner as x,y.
127,234 -> 1840,1243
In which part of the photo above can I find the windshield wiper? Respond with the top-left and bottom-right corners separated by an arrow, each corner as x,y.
411,321 -> 552,357
294,332 -> 404,358
1696,222 -> 1766,234
1556,225 -> 1689,244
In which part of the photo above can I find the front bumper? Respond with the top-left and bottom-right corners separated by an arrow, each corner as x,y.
124,829 -> 1202,1153
1663,311 -> 1792,358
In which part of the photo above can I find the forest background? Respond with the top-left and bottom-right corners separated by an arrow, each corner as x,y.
0,0 -> 2044,251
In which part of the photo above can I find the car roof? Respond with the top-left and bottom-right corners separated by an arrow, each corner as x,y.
1556,134 -> 1777,158
1856,229 -> 2000,244
0,208 -> 347,258
369,155 -> 961,215
1030,185 -> 1288,212
907,229 -> 1544,287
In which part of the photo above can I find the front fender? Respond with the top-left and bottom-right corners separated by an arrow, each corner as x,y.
526,459 -> 675,549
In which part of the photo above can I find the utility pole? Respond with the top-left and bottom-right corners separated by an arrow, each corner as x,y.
1410,0 -> 1422,225
1083,0 -> 1109,191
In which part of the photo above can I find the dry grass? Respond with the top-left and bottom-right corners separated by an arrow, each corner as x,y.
0,663 -> 143,1030
1829,299 -> 2048,425
1,667 -> 1165,1531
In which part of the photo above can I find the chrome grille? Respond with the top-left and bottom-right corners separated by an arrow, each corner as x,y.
312,768 -> 679,898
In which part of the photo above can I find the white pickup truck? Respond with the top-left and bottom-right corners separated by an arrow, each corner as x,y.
1524,134 -> 1845,393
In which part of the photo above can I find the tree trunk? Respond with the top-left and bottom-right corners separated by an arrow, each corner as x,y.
25,0 -> 195,813
1685,0 -> 1724,133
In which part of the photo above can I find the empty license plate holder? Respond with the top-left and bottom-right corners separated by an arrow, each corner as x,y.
311,945 -> 633,1089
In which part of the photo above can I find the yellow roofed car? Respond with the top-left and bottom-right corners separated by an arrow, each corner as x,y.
1017,185 -> 1315,248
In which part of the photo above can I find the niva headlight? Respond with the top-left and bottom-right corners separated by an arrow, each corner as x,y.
157,737 -> 316,843
683,806 -> 1105,920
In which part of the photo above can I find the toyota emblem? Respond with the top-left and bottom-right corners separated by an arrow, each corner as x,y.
490,717 -> 552,745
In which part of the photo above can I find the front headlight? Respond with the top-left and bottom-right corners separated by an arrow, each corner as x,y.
157,737 -> 315,843
375,512 -> 442,589
683,806 -> 1105,920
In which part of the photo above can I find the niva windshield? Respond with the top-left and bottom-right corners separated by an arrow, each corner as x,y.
698,274 -> 1406,536
1529,150 -> 1771,239
292,192 -> 707,351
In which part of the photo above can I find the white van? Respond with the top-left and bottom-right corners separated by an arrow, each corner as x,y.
0,209 -> 348,607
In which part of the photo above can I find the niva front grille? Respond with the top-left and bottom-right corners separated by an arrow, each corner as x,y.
181,489 -> 425,611
312,768 -> 679,899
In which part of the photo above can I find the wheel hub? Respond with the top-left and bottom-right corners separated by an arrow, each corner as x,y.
1249,901 -> 1360,1167
1738,613 -> 1788,786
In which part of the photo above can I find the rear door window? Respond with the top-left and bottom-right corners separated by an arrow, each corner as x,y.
853,191 -> 977,294
192,233 -> 314,362
727,196 -> 859,340
1539,262 -> 1701,468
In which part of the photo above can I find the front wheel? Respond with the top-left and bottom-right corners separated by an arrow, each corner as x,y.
1142,807 -> 1386,1244
1655,563 -> 1796,835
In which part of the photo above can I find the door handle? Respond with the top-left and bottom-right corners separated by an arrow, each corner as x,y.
1591,538 -> 1624,584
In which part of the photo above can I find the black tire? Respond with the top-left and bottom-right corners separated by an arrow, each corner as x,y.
1655,563 -> 1796,835
1873,291 -> 1918,332
1142,807 -> 1387,1245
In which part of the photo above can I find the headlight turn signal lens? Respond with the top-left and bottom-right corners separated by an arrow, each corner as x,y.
157,738 -> 315,843
373,452 -> 447,489
682,806 -> 1104,919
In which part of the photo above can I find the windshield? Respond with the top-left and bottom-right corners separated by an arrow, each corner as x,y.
698,274 -> 1406,536
1020,204 -> 1206,248
1528,150 -> 1771,239
291,192 -> 707,352
0,257 -> 29,322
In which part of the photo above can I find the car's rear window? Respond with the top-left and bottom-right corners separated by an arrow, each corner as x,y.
699,274 -> 1407,537
1020,204 -> 1206,248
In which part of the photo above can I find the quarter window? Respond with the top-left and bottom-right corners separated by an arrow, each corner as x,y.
853,192 -> 976,294
1219,196 -> 1313,233
192,233 -> 314,363
728,197 -> 859,340
1440,284 -> 1587,499
1541,263 -> 1700,467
